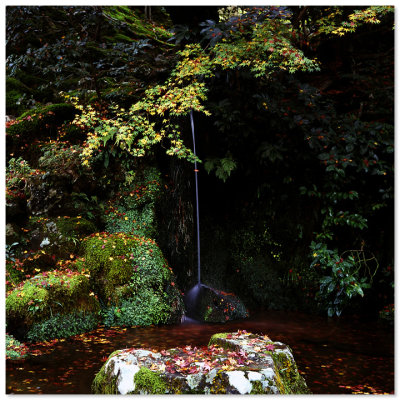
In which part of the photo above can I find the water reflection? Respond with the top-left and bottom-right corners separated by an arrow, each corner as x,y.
6,310 -> 394,394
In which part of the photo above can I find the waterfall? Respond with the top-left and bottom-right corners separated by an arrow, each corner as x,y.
182,110 -> 202,322
190,110 -> 201,285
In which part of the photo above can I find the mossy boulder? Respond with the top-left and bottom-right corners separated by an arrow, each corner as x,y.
184,284 -> 249,323
91,330 -> 311,394
6,251 -> 57,292
6,268 -> 100,340
80,232 -> 184,326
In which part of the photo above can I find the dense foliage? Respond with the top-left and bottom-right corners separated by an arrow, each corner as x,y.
6,4 -> 394,332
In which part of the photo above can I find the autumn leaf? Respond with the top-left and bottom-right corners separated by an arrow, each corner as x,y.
266,344 -> 275,352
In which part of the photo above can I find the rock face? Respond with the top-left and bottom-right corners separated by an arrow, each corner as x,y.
184,284 -> 249,323
92,330 -> 310,394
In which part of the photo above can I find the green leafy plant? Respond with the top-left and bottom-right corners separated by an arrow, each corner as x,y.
26,311 -> 98,342
101,288 -> 172,327
6,157 -> 41,202
204,154 -> 237,182
310,241 -> 379,316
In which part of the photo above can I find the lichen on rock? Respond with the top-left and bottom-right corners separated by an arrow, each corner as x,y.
92,330 -> 311,394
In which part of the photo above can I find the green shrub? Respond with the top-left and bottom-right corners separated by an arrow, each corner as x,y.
310,241 -> 379,317
26,311 -> 99,342
101,289 -> 172,327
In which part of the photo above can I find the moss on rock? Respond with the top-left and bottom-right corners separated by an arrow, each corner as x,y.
271,348 -> 311,394
133,367 -> 167,394
80,232 -> 184,326
92,354 -> 121,394
92,331 -> 311,394
6,269 -> 100,340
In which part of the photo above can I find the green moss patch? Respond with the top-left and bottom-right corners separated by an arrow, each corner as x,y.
92,357 -> 119,394
271,349 -> 311,394
133,367 -> 167,394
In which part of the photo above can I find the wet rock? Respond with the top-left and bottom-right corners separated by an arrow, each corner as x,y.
26,172 -> 69,216
184,284 -> 248,323
6,223 -> 20,245
26,215 -> 97,259
92,330 -> 311,394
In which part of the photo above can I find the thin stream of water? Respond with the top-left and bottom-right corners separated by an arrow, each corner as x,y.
190,109 -> 201,285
